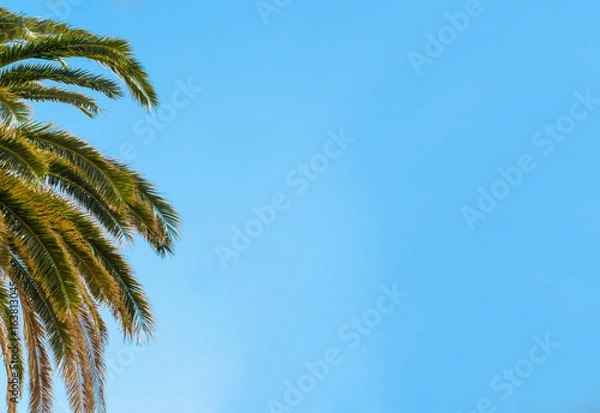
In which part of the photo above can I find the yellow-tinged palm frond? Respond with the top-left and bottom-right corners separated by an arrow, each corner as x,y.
0,7 -> 181,413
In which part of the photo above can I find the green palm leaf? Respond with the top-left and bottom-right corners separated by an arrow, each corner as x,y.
0,7 -> 180,413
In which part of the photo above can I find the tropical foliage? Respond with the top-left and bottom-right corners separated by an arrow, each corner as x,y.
0,7 -> 180,413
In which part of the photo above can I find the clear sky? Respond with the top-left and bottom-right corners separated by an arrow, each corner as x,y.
5,0 -> 600,412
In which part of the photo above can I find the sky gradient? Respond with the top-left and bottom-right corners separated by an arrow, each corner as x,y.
4,1 -> 600,412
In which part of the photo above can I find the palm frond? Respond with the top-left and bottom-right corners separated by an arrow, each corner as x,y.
0,8 -> 179,413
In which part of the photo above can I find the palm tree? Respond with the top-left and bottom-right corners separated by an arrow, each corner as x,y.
0,7 -> 180,413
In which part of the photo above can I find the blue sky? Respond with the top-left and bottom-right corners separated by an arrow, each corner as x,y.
5,0 -> 600,412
